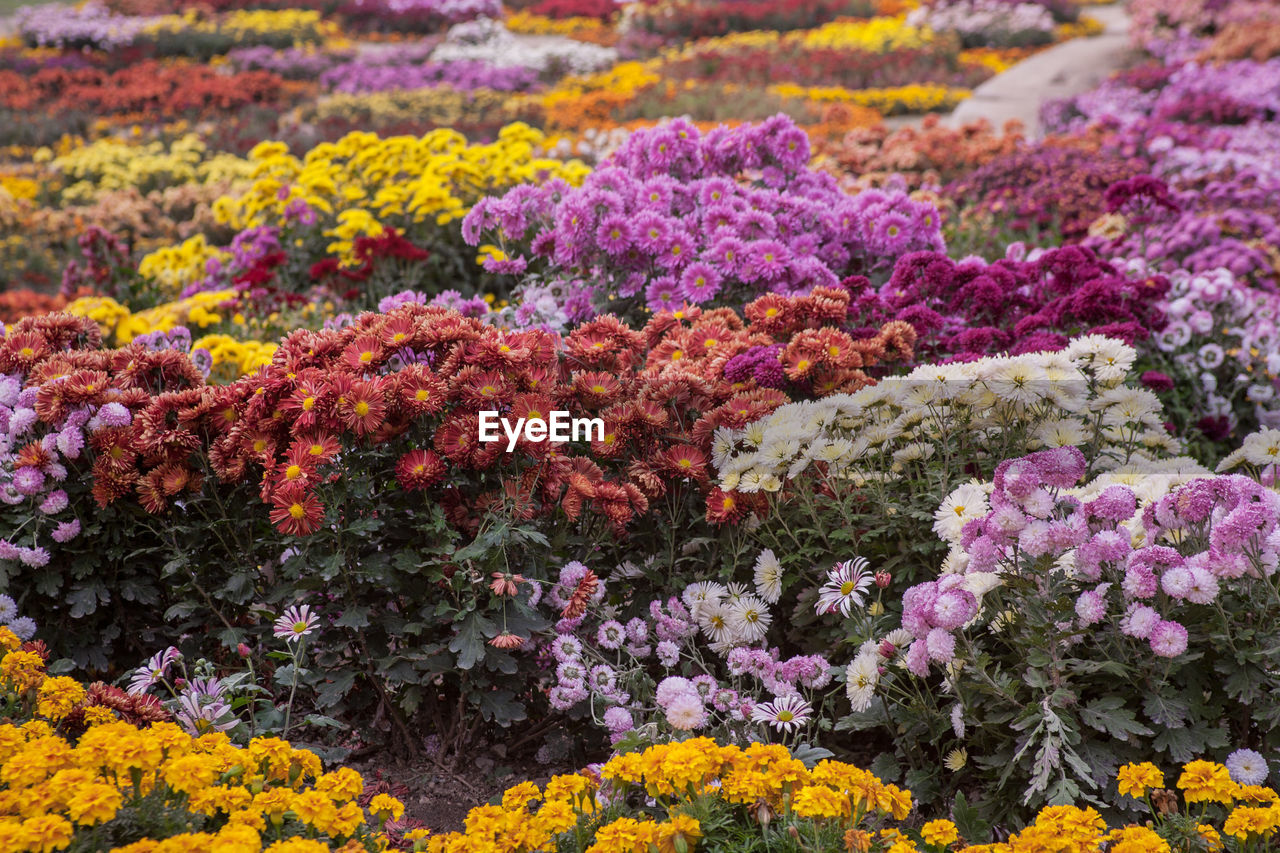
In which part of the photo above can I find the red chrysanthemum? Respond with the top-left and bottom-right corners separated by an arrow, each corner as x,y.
335,378 -> 387,436
342,334 -> 384,373
395,449 -> 446,492
268,482 -> 324,536
705,487 -> 746,524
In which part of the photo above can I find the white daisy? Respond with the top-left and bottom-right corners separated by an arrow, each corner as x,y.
753,549 -> 783,604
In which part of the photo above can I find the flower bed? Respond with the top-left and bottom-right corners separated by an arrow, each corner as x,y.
9,0 -> 1280,847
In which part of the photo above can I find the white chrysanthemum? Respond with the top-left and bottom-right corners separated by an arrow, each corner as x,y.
741,420 -> 767,448
845,653 -> 879,712
1035,418 -> 1089,448
682,581 -> 726,612
710,429 -> 737,469
950,704 -> 966,738
1078,336 -> 1135,382
725,594 -> 772,645
753,549 -> 783,604
883,628 -> 914,650
933,482 -> 990,541
988,360 -> 1047,406
737,468 -> 767,493
1220,427 -> 1280,470
1098,387 -> 1161,426
812,438 -> 853,464
760,474 -> 783,492
940,547 -> 971,575
761,438 -> 801,467
1225,748 -> 1269,786
697,601 -> 734,645
961,571 -> 1002,599
786,454 -> 812,481
892,442 -> 935,465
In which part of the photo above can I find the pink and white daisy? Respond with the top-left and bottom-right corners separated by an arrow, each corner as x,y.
815,557 -> 873,618
751,694 -> 812,733
273,604 -> 319,643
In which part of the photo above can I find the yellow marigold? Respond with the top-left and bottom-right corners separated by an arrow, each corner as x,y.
1106,826 -> 1170,853
292,790 -> 338,828
66,782 -> 123,827
1116,762 -> 1164,799
0,650 -> 46,692
654,814 -> 700,853
877,784 -> 913,821
502,781 -> 542,811
35,677 -> 84,722
532,799 -> 578,836
845,828 -> 872,852
1223,804 -> 1280,840
81,707 -> 116,727
316,767 -> 364,802
1198,822 -> 1223,851
369,793 -> 405,822
19,813 -> 72,852
586,816 -> 657,853
1179,760 -> 1239,805
793,784 -> 849,819
161,753 -> 219,795
252,788 -> 294,823
0,627 -> 20,652
922,818 -> 960,847
544,773 -> 592,805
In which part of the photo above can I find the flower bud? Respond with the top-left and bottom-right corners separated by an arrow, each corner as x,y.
237,643 -> 251,657
875,570 -> 891,588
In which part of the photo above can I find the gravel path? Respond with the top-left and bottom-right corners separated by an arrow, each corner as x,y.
945,4 -> 1133,137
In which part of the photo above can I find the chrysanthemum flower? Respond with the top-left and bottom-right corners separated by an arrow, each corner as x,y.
268,483 -> 324,536
816,557 -> 873,618
751,694 -> 811,733
336,379 -> 387,436
753,549 -> 783,604
395,449 -> 445,492
273,604 -> 319,643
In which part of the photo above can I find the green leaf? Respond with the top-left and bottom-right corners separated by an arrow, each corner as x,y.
952,791 -> 990,845
1143,693 -> 1189,728
1079,697 -> 1154,742
790,743 -> 835,768
867,753 -> 901,785
315,670 -> 357,707
334,606 -> 371,629
449,612 -> 496,670
67,583 -> 107,618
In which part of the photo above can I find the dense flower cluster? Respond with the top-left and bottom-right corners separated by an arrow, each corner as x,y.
0,637 -> 400,852
465,115 -> 944,318
418,737 -> 910,852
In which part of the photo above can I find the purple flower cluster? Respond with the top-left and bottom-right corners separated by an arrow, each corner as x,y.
319,58 -> 541,94
910,445 -> 1280,671
463,115 -> 945,317
15,1 -> 161,51
0,360 -> 127,567
899,577 -> 979,675
228,45 -> 354,79
724,344 -> 788,389
850,245 -> 1168,361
